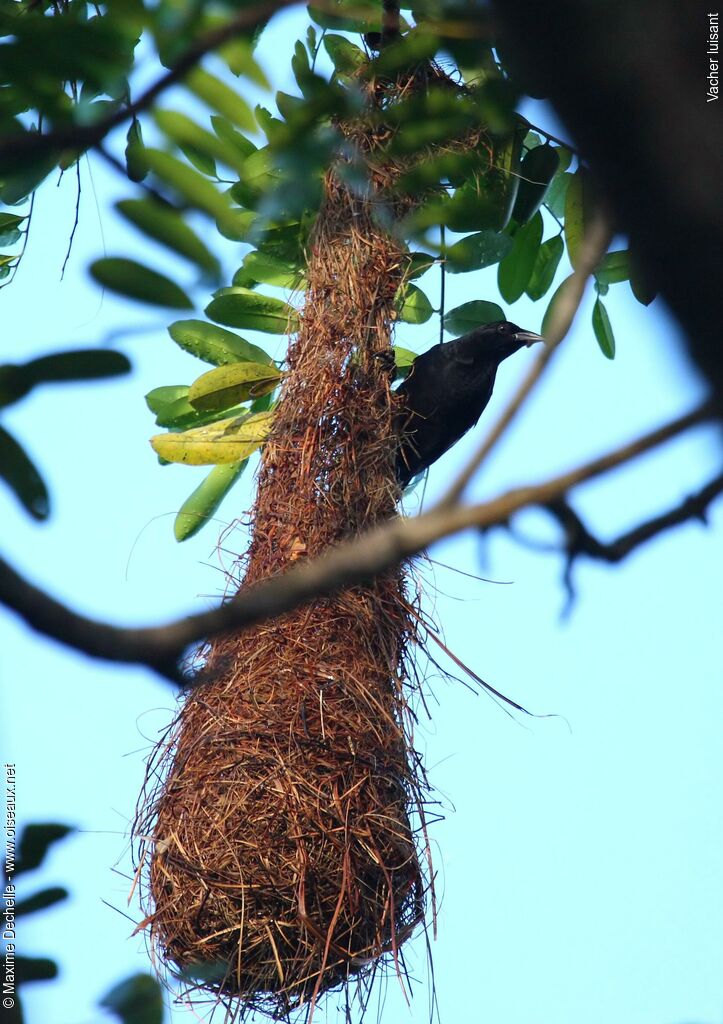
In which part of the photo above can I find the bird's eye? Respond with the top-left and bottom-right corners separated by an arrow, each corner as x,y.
497,323 -> 506,334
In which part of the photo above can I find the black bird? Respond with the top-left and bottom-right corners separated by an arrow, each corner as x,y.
395,320 -> 544,486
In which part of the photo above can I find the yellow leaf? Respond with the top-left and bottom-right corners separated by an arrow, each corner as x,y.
188,361 -> 282,411
150,410 -> 274,465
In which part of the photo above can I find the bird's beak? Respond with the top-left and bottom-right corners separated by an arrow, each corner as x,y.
514,329 -> 545,348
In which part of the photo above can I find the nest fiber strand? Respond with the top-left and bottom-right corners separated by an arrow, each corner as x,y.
136,167 -> 431,1017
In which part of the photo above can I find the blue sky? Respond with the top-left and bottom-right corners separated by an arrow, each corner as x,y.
3,7 -> 723,1023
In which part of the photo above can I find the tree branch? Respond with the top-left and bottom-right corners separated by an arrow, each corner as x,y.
540,471 -> 723,611
0,0 -> 295,164
1,400 -> 714,679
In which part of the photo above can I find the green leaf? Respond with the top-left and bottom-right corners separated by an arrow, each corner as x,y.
592,297 -> 615,359
210,115 -> 257,158
178,142 -> 217,177
231,266 -> 259,289
0,350 -> 130,409
144,149 -> 230,220
145,385 -> 190,417
595,249 -> 630,285
393,345 -> 417,380
15,823 -> 74,875
275,90 -> 305,121
150,410 -> 274,465
523,130 -> 544,150
309,0 -> 383,31
541,273 -> 574,339
90,258 -> 193,309
251,391 -> 274,413
168,319 -> 273,366
153,110 -> 247,176
235,145 -> 284,203
250,18 -> 271,53
159,401 -> 211,430
629,257 -> 657,306
99,973 -> 164,1024
0,426 -> 49,519
564,167 -> 589,270
219,37 -> 270,88
511,143 -> 560,224
544,169 -> 572,219
382,87 -> 481,160
145,385 -> 212,428
0,16 -> 134,97
497,211 -> 544,303
443,300 -> 505,335
435,186 -> 499,233
0,365 -> 31,408
306,25 -> 318,55
395,283 -> 433,324
115,199 -> 220,275
0,152 -> 57,206
555,145 -> 574,173
125,119 -> 148,183
324,34 -> 367,75
240,250 -> 305,288
0,212 -> 24,245
185,67 -> 255,131
146,388 -> 191,425
188,361 -> 282,411
216,208 -> 257,242
388,89 -> 487,164
485,125 -> 525,232
17,956 -> 58,984
146,389 -> 245,430
445,230 -> 513,274
291,37 -> 312,89
526,234 -> 564,301
256,220 -> 309,265
15,887 -> 68,916
206,287 -> 298,334
371,29 -> 439,75
255,104 -> 285,143
406,252 -> 436,279
174,462 -> 247,541
23,349 -> 131,383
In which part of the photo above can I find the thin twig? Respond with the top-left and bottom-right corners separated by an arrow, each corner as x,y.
540,471 -> 723,612
518,115 -> 579,156
438,225 -> 445,348
60,160 -> 82,280
441,214 -> 613,507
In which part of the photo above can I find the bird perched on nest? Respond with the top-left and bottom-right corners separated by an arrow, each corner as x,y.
395,320 -> 544,487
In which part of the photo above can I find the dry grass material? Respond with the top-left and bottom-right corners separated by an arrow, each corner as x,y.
134,167 -> 432,1018
134,63 -> 484,1021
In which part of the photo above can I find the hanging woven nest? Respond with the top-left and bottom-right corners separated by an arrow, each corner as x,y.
133,60 -> 490,1019
134,164 -> 433,1018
